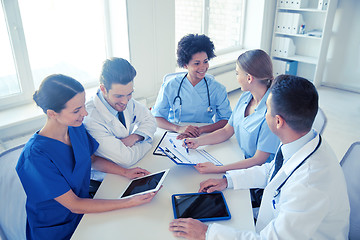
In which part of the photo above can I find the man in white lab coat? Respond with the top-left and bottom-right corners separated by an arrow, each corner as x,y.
169,75 -> 350,239
84,57 -> 157,181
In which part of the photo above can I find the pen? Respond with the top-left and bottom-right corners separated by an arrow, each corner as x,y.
169,139 -> 176,148
184,139 -> 189,155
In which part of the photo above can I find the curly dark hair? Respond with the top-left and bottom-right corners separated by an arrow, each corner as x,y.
176,34 -> 216,68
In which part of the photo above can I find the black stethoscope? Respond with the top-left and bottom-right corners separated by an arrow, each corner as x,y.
273,135 -> 322,200
172,73 -> 213,123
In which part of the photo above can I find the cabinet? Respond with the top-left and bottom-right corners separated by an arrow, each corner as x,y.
271,0 -> 338,86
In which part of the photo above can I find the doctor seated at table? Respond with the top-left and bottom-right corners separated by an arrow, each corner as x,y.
84,58 -> 157,182
169,75 -> 350,240
152,34 -> 232,140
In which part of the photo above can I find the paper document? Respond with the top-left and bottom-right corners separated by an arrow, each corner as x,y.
154,132 -> 222,166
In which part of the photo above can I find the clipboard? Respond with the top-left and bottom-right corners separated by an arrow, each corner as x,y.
153,131 -> 171,156
153,131 -> 222,166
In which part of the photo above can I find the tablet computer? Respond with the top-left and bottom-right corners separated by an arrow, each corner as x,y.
172,192 -> 231,222
119,169 -> 169,199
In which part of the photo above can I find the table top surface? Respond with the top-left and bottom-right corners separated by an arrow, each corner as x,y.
71,128 -> 255,240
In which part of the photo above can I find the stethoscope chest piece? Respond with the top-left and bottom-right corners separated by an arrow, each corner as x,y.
173,73 -> 213,121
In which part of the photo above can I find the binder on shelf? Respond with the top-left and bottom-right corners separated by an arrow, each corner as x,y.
318,0 -> 328,10
282,37 -> 296,57
293,0 -> 308,9
271,37 -> 296,57
273,59 -> 298,77
278,0 -> 286,8
272,37 -> 281,56
276,12 -> 304,35
285,13 -> 293,34
291,13 -> 304,34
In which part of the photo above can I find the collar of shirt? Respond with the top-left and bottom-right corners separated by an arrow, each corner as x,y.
281,129 -> 317,165
97,90 -> 118,117
243,89 -> 270,113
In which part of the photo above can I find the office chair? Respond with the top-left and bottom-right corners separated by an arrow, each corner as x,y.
340,141 -> 360,239
0,145 -> 26,240
312,108 -> 327,135
163,71 -> 187,83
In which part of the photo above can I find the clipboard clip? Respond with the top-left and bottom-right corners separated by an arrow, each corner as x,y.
158,147 -> 183,163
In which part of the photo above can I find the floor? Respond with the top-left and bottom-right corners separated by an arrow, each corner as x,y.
227,86 -> 360,161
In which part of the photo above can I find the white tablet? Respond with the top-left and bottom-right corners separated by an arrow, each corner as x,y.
119,169 -> 169,199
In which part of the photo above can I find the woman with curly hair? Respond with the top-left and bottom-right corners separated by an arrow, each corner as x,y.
152,34 -> 232,139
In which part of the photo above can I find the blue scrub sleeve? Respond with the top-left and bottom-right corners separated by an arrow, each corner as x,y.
214,86 -> 232,122
256,120 -> 280,154
151,82 -> 171,119
17,149 -> 71,202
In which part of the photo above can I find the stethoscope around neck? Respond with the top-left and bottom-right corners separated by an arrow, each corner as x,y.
273,135 -> 322,199
172,73 -> 213,123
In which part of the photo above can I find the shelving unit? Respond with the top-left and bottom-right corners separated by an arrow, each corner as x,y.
271,0 -> 338,86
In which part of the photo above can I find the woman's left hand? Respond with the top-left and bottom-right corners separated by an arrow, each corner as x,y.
124,167 -> 151,179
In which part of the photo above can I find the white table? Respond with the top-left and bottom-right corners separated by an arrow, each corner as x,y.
71,128 -> 255,239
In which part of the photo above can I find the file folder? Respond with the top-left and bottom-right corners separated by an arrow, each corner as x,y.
154,131 -> 222,166
291,13 -> 304,34
294,0 -> 308,9
273,59 -> 298,77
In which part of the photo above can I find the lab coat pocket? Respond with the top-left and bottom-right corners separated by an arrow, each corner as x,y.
271,193 -> 281,216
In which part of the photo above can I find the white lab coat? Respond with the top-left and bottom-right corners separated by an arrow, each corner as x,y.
83,92 -> 157,177
207,134 -> 350,240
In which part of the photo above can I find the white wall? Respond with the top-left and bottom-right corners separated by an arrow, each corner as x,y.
127,0 -> 176,104
322,0 -> 360,92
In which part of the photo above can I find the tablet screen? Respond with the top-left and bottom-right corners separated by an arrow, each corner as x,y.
120,169 -> 169,199
172,192 -> 231,222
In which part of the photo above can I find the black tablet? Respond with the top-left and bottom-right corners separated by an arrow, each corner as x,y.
172,192 -> 231,222
119,169 -> 169,199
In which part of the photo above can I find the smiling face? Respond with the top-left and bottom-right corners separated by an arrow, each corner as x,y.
184,51 -> 209,83
54,91 -> 87,127
100,82 -> 134,112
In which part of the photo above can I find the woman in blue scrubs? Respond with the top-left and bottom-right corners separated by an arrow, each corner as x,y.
152,34 -> 232,139
184,49 -> 280,174
16,75 -> 158,240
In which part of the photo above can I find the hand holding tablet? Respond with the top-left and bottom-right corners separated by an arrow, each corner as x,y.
119,169 -> 169,199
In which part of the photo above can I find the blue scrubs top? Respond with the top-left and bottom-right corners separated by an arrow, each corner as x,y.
16,124 -> 99,240
229,90 -> 280,162
152,73 -> 232,123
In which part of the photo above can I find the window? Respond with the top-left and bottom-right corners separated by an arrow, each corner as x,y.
0,0 -> 128,110
175,0 -> 246,54
0,7 -> 20,98
18,0 -> 107,89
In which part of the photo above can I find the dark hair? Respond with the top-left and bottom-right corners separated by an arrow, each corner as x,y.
270,75 -> 318,133
177,34 -> 216,68
33,74 -> 84,113
100,57 -> 136,91
237,49 -> 273,88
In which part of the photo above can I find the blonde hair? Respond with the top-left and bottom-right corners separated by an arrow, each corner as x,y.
236,49 -> 274,88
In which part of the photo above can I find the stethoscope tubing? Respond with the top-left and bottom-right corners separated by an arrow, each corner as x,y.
172,73 -> 213,123
273,135 -> 322,198
173,73 -> 212,111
